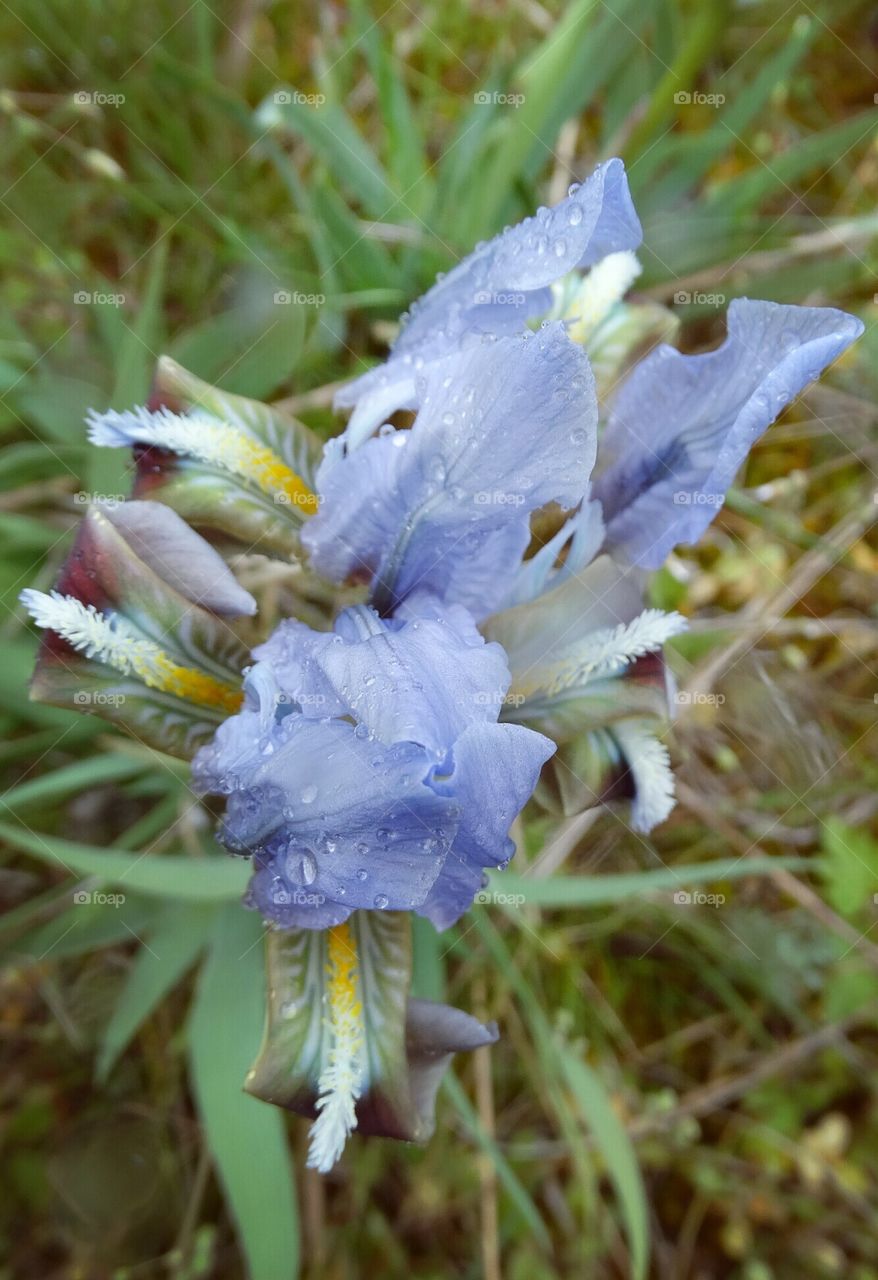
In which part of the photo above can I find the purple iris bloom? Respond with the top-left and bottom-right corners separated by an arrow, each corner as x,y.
193,602 -> 553,930
336,157 -> 641,446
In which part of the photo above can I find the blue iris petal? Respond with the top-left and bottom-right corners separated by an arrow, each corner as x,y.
336,158 -> 641,445
303,324 -> 598,617
594,299 -> 864,568
192,602 -> 554,929
419,721 -> 554,930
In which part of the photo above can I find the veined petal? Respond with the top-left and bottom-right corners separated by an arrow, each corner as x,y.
199,713 -> 455,922
195,598 -> 551,928
21,503 -> 249,757
153,355 -> 322,488
88,405 -> 318,515
245,914 -> 498,1165
255,604 -> 511,754
316,606 -> 511,756
594,299 -> 864,567
96,500 -> 256,617
486,555 -> 647,698
337,158 -> 640,444
612,719 -> 676,831
20,589 -> 242,715
305,325 -> 598,618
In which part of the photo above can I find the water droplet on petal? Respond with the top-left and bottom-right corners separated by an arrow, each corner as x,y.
373,893 -> 389,910
284,845 -> 318,885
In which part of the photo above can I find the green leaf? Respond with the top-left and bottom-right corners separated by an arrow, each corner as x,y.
8,894 -> 157,964
0,820 -> 250,901
0,754 -> 150,814
97,901 -> 217,1080
257,95 -> 395,220
558,1053 -> 648,1280
488,856 -> 809,907
188,906 -> 299,1280
820,819 -> 878,918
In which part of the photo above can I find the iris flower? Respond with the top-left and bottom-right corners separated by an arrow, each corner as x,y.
21,157 -> 862,1171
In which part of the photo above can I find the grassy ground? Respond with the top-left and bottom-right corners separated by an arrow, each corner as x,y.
1,1 -> 877,1277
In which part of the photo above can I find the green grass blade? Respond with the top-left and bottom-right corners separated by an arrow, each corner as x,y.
188,906 -> 299,1280
558,1054 -> 648,1280
488,855 -> 809,907
96,900 -> 217,1080
0,820 -> 249,901
442,1073 -> 552,1251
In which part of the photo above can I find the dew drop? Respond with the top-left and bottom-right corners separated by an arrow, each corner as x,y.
373,893 -> 389,910
301,783 -> 318,804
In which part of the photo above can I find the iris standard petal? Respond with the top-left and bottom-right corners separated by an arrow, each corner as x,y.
594,299 -> 864,568
337,158 -> 640,444
315,606 -> 511,756
304,325 -> 598,617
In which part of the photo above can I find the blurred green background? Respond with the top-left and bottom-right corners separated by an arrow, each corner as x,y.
1,1 -> 877,1277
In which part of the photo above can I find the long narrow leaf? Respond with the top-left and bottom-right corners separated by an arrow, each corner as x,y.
188,906 -> 299,1280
